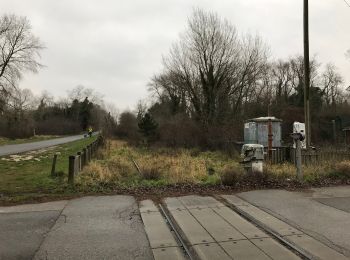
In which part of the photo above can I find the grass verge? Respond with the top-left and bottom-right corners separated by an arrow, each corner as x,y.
0,136 -> 98,204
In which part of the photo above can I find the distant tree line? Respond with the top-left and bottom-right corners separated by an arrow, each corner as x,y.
0,85 -> 117,138
117,9 -> 350,149
0,14 -> 117,139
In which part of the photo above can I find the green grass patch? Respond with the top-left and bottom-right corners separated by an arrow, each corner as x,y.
0,136 -> 98,196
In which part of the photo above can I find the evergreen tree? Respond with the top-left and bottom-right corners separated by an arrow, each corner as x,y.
138,112 -> 158,142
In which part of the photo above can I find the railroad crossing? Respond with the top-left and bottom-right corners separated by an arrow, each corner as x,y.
1,187 -> 349,259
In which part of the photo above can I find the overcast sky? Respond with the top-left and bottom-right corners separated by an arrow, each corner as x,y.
1,0 -> 350,110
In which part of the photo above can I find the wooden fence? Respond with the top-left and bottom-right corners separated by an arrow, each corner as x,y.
265,146 -> 350,165
67,135 -> 104,184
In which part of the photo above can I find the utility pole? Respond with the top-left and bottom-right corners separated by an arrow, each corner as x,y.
304,0 -> 311,149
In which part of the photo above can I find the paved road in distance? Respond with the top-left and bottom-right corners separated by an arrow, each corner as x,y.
0,134 -> 91,157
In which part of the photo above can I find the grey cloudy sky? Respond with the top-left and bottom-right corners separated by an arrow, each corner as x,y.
1,0 -> 350,110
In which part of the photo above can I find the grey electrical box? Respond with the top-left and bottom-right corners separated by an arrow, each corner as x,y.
244,117 -> 282,147
241,144 -> 265,162
241,144 -> 264,173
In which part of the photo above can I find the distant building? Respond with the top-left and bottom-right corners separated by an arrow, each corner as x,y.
244,117 -> 282,147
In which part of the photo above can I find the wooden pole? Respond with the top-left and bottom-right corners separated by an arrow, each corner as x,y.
68,155 -> 75,184
51,153 -> 58,177
304,0 -> 311,149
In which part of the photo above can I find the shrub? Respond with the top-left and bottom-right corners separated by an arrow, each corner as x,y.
140,166 -> 162,180
332,161 -> 350,179
220,165 -> 243,186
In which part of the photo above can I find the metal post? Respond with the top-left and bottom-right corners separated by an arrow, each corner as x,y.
68,155 -> 75,184
268,119 -> 273,163
296,139 -> 303,181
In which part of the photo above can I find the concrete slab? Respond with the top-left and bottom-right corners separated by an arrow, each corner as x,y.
221,194 -> 250,206
152,247 -> 185,260
141,210 -> 179,248
191,243 -> 231,260
315,197 -> 350,213
237,204 -> 302,236
139,199 -> 159,213
178,195 -> 224,209
169,209 -> 214,245
164,197 -> 186,211
220,240 -> 271,260
286,234 -> 348,260
34,196 -> 153,260
251,238 -> 301,260
0,210 -> 61,260
311,186 -> 350,198
190,208 -> 245,242
223,195 -> 302,236
213,206 -> 269,239
0,200 -> 68,213
237,189 -> 350,256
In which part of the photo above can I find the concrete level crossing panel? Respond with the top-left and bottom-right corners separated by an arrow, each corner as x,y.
220,240 -> 271,260
178,196 -> 225,209
169,209 -> 215,245
251,238 -> 301,260
164,197 -> 186,211
286,234 -> 348,260
141,210 -> 179,248
223,195 -> 302,236
152,247 -> 185,260
189,208 -> 246,242
191,243 -> 231,260
213,206 -> 269,239
139,199 -> 159,213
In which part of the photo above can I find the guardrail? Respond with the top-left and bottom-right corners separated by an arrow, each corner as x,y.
67,135 -> 104,184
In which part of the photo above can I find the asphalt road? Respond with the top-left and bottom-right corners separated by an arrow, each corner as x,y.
0,196 -> 153,260
0,134 -> 92,157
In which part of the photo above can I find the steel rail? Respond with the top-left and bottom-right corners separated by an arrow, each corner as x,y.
216,197 -> 314,260
159,204 -> 194,260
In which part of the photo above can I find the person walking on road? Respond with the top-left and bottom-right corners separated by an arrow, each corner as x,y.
88,126 -> 93,137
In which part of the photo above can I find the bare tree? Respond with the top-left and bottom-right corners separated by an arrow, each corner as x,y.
321,63 -> 343,107
67,85 -> 104,105
153,9 -> 268,125
0,14 -> 44,95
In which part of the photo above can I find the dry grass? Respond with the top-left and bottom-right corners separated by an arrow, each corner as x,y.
78,139 -> 350,188
78,139 -> 233,185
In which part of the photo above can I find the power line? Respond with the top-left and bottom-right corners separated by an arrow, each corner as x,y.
343,0 -> 350,8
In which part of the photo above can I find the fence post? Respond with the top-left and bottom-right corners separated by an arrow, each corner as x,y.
77,152 -> 82,172
51,153 -> 58,177
68,155 -> 76,184
84,147 -> 88,165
